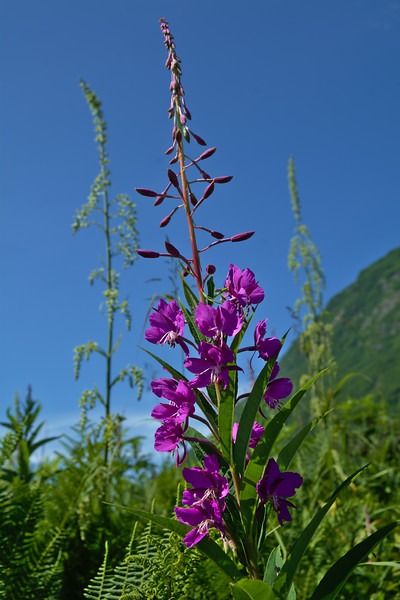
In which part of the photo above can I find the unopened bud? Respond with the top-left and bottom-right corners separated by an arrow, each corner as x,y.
169,155 -> 178,165
165,241 -> 180,257
197,147 -> 217,161
214,175 -> 233,184
206,264 -> 216,275
230,231 -> 255,243
136,188 -> 158,197
211,231 -> 224,240
201,181 -> 215,201
190,191 -> 198,206
168,169 -> 180,189
137,249 -> 160,258
190,131 -> 207,146
165,145 -> 175,155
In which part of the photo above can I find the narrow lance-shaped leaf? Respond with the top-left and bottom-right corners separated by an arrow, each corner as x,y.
234,359 -> 274,476
274,464 -> 369,595
309,522 -> 398,600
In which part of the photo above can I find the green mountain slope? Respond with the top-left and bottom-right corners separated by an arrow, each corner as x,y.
282,247 -> 400,407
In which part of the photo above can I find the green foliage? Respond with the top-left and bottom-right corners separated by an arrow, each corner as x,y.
283,246 -> 400,409
0,483 -> 65,599
0,386 -> 58,483
84,521 -> 232,599
287,158 -> 335,416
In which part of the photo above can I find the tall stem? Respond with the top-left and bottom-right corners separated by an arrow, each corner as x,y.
102,164 -> 113,467
177,139 -> 204,302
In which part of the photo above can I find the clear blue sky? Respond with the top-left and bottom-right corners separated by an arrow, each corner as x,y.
1,1 -> 399,453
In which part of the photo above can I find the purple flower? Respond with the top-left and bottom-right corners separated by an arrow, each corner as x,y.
232,421 -> 265,450
225,264 -> 264,306
145,299 -> 189,354
254,320 -> 282,360
154,420 -> 187,465
175,455 -> 228,547
264,363 -> 293,408
151,379 -> 195,424
195,300 -> 242,341
175,499 -> 225,547
256,458 -> 303,524
184,341 -> 239,389
181,455 -> 229,507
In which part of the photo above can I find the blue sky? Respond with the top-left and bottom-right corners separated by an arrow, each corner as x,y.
1,1 -> 399,455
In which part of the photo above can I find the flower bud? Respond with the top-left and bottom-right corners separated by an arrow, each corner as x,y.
206,264 -> 216,275
230,231 -> 255,243
169,155 -> 178,165
214,175 -> 233,184
165,145 -> 175,155
160,206 -> 178,227
136,188 -> 158,197
137,249 -> 160,258
190,130 -> 207,146
211,230 -> 224,239
168,169 -> 180,189
190,191 -> 198,206
165,241 -> 180,257
197,147 -> 217,161
201,181 -> 215,201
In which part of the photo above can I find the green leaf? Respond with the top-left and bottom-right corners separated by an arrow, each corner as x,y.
275,465 -> 368,595
277,417 -> 317,470
264,546 -> 285,585
123,507 -> 241,580
181,276 -> 199,311
234,360 -> 274,476
143,348 -> 218,430
309,522 -> 398,599
240,370 -> 328,526
231,578 -> 277,599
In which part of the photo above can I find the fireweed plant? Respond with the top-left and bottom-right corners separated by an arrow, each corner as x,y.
132,19 -> 397,597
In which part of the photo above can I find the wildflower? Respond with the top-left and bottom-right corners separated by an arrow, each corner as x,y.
184,341 -> 239,389
175,499 -> 225,547
151,379 -> 195,424
256,458 -> 303,524
232,421 -> 265,450
145,298 -> 189,354
225,264 -> 264,306
181,454 -> 229,506
264,363 -> 293,408
195,300 -> 242,341
254,320 -> 281,360
154,420 -> 188,464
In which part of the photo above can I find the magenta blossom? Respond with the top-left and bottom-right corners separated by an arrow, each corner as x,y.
184,341 -> 239,389
256,458 -> 303,524
154,420 -> 188,465
181,455 -> 229,507
145,298 -> 189,354
225,264 -> 264,306
151,379 -> 195,424
175,499 -> 225,548
264,363 -> 293,409
195,300 -> 242,341
232,421 -> 265,450
254,320 -> 282,360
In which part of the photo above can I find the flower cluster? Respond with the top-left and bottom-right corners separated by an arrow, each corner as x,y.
137,18 -> 303,554
144,263 -> 300,537
175,455 -> 229,547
